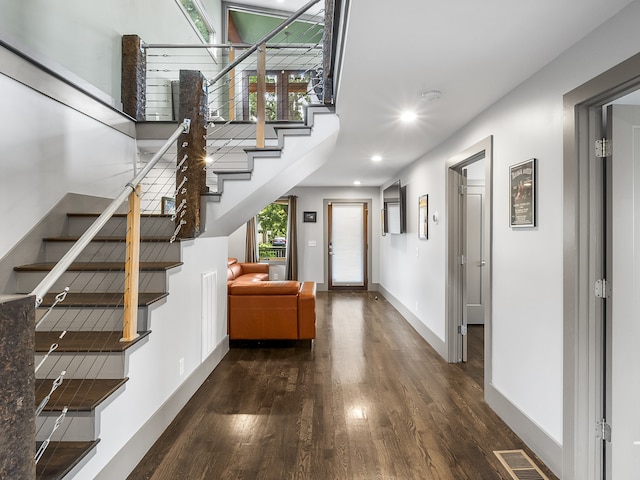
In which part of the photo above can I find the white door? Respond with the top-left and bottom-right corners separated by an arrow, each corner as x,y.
328,202 -> 367,289
465,181 -> 485,325
607,104 -> 640,478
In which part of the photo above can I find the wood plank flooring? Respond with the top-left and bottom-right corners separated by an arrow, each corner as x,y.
128,291 -> 557,480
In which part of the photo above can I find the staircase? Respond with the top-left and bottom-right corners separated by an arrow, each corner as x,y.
15,104 -> 337,480
13,213 -> 181,480
136,104 -> 340,237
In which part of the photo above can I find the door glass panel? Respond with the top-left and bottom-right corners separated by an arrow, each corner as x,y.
331,204 -> 364,285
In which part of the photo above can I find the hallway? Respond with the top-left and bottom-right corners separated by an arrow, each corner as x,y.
128,291 -> 556,479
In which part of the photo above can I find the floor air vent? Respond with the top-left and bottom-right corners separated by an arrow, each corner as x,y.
493,450 -> 549,480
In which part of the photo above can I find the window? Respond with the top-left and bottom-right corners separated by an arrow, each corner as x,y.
256,201 -> 288,259
243,70 -> 311,121
177,0 -> 216,43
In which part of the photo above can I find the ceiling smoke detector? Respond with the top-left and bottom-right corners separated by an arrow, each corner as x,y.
421,90 -> 442,102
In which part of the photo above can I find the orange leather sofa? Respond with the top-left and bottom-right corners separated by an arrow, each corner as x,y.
228,281 -> 316,340
227,258 -> 269,285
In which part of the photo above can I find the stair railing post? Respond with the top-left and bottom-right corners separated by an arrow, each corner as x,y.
122,34 -> 147,121
0,296 -> 35,478
177,70 -> 208,239
256,43 -> 266,148
228,46 -> 236,121
122,185 -> 141,342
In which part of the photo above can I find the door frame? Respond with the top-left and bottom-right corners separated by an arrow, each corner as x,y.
323,198 -> 372,291
446,136 -> 493,373
562,51 -> 640,480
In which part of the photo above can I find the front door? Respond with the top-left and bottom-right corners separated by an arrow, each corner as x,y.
328,202 -> 367,289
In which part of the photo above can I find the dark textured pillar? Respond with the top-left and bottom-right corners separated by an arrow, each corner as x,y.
0,295 -> 35,480
177,70 -> 208,239
122,34 -> 146,120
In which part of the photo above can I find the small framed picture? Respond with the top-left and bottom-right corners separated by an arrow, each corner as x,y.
161,196 -> 176,215
303,211 -> 316,223
418,194 -> 428,239
509,158 -> 536,228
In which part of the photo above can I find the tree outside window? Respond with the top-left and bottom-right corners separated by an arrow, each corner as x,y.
257,202 -> 288,259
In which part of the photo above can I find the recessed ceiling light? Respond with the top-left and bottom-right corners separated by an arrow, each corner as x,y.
353,180 -> 361,186
400,111 -> 417,122
372,155 -> 382,162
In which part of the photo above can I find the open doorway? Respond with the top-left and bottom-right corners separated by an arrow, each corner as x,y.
563,52 -> 640,480
446,136 -> 493,386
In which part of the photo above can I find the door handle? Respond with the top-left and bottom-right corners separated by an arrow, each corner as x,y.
480,260 -> 486,266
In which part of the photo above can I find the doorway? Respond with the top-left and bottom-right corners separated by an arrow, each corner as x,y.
563,52 -> 640,480
446,136 -> 493,373
327,202 -> 368,290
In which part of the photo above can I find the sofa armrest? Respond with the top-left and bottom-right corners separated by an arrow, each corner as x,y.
297,281 -> 316,339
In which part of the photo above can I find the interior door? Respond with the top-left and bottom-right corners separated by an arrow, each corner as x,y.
328,202 -> 367,289
465,181 -> 485,325
460,169 -> 469,361
606,104 -> 640,478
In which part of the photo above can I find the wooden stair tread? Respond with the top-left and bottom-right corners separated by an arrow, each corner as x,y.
35,331 -> 151,353
36,440 -> 99,480
35,378 -> 128,412
15,261 -> 182,271
43,236 -> 174,242
39,291 -> 168,307
67,213 -> 170,218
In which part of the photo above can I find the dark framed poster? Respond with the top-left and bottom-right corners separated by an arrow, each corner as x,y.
509,158 -> 536,227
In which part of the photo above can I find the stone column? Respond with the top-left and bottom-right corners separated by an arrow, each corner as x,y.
176,70 -> 208,239
0,295 -> 35,479
122,34 -> 146,120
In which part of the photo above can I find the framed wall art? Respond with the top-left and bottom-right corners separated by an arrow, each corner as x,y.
161,196 -> 176,215
509,158 -> 536,227
303,211 -> 316,223
418,194 -> 428,239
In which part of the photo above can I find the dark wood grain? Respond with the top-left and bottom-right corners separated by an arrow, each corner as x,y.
15,261 -> 182,272
36,441 -> 99,480
128,291 -> 558,480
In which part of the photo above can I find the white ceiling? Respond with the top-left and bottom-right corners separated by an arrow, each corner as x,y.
228,0 -> 636,187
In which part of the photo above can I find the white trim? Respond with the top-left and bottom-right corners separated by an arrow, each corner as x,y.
378,286 -> 447,359
91,338 -> 229,480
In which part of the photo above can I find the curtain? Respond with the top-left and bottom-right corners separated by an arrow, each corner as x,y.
245,217 -> 258,262
285,195 -> 298,280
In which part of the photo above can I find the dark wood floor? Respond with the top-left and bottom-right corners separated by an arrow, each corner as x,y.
128,291 -> 557,480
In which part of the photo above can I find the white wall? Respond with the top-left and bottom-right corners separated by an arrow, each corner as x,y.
0,62 -> 135,261
287,186 -> 380,286
377,1 -> 640,470
0,0 -> 217,105
226,186 -> 381,286
76,237 -> 230,479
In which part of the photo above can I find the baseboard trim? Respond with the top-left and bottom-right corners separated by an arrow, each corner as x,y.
378,286 -> 447,360
485,382 -> 562,477
92,337 -> 230,480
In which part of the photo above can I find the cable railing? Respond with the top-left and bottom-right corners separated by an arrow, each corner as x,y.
30,120 -> 191,474
27,2 -> 339,474
142,0 -> 326,193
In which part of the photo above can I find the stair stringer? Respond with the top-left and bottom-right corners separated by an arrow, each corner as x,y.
201,112 -> 340,237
